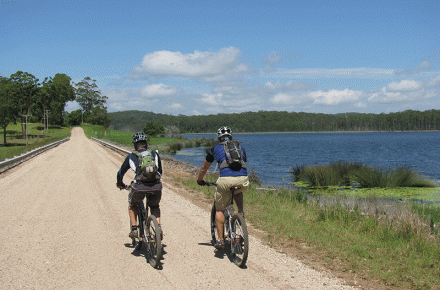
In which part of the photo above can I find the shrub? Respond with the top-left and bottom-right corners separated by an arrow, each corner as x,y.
294,161 -> 437,189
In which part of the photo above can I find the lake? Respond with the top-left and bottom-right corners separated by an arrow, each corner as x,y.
171,132 -> 440,187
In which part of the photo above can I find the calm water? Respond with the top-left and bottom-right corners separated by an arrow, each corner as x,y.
172,132 -> 440,187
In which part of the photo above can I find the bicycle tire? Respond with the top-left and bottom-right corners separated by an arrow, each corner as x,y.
146,215 -> 162,268
230,214 -> 249,267
134,203 -> 146,250
210,204 -> 218,245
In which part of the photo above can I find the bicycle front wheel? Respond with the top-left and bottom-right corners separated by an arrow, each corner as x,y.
230,214 -> 249,267
146,215 -> 162,268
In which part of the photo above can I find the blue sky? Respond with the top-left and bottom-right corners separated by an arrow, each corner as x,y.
1,0 -> 439,115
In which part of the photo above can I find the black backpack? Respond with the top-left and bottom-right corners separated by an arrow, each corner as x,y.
220,140 -> 247,171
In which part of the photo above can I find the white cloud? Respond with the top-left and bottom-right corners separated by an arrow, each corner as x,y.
265,81 -> 281,90
168,103 -> 182,109
273,67 -> 395,79
200,93 -> 222,106
417,61 -> 432,70
271,93 -> 291,104
368,90 -> 411,103
309,89 -> 363,105
386,80 -> 422,91
427,74 -> 440,86
368,75 -> 439,104
133,47 -> 248,82
141,83 -> 177,98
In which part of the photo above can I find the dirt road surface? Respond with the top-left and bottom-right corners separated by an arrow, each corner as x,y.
0,127 -> 356,289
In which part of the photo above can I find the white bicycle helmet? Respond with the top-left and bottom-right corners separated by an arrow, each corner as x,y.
217,126 -> 232,139
132,132 -> 148,144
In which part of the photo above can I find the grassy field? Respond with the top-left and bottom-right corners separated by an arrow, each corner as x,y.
178,171 -> 440,290
0,123 -> 71,162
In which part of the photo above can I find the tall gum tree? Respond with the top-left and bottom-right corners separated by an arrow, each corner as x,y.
74,77 -> 108,118
8,71 -> 39,139
37,74 -> 75,126
0,76 -> 19,145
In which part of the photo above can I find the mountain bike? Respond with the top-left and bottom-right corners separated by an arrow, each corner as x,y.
205,182 -> 249,268
124,185 -> 162,268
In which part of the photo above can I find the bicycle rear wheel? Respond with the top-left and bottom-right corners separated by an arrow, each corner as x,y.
146,215 -> 162,268
230,214 -> 249,267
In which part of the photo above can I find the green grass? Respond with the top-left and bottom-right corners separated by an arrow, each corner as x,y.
178,172 -> 440,289
81,124 -> 217,155
1,123 -> 71,162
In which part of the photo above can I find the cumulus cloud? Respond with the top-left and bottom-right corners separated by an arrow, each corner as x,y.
133,47 -> 249,82
309,89 -> 364,105
141,83 -> 177,98
386,80 -> 422,91
200,93 -> 221,106
368,75 -> 439,104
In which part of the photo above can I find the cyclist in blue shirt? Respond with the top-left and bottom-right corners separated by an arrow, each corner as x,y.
197,126 -> 249,249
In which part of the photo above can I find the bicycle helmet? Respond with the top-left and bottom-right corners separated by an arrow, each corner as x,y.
132,132 -> 148,144
217,126 -> 232,140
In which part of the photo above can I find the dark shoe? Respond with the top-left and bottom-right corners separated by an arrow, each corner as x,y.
214,240 -> 225,250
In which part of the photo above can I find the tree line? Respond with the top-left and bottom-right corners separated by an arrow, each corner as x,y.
108,109 -> 440,135
0,71 -> 109,145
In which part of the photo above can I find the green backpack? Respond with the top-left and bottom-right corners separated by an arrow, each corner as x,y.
133,150 -> 159,182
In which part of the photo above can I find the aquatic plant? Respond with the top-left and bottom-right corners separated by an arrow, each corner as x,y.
293,161 -> 437,188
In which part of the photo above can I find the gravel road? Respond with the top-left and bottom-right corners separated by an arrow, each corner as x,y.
0,127 -> 357,289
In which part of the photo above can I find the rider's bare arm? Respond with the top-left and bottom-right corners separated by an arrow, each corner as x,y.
197,160 -> 212,184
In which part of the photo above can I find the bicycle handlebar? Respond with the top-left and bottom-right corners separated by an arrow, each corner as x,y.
118,184 -> 131,191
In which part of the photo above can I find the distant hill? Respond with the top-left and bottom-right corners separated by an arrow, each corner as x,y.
108,109 -> 440,133
108,110 -> 171,132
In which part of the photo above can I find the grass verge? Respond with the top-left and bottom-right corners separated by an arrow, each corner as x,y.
1,123 -> 71,162
176,170 -> 440,290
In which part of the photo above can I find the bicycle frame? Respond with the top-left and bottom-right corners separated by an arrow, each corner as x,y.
207,182 -> 248,267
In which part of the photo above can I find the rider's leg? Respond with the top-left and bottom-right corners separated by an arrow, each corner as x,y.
147,190 -> 162,226
128,189 -> 139,228
215,210 -> 225,240
129,205 -> 138,227
233,191 -> 244,214
150,206 -> 161,226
